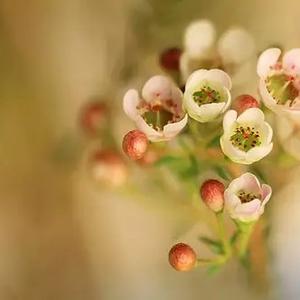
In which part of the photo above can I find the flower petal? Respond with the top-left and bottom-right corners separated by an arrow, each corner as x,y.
123,89 -> 140,120
142,75 -> 173,102
185,69 -> 208,91
163,114 -> 188,139
236,107 -> 265,125
233,199 -> 262,222
261,184 -> 272,206
239,172 -> 261,194
218,27 -> 255,65
195,102 -> 226,122
205,69 -> 232,90
245,143 -> 273,163
220,136 -> 247,164
223,110 -> 237,131
282,48 -> 300,75
260,122 -> 273,144
135,116 -> 163,142
184,19 -> 216,59
257,48 -> 281,78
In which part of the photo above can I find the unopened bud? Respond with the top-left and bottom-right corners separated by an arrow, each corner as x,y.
168,243 -> 197,272
159,47 -> 182,71
200,179 -> 225,213
234,94 -> 259,114
122,130 -> 148,160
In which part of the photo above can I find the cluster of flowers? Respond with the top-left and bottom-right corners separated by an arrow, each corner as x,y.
121,19 -> 300,272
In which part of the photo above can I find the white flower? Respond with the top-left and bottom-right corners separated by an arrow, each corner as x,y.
224,172 -> 272,223
257,48 -> 300,117
123,75 -> 188,142
183,69 -> 232,122
220,108 -> 273,164
180,20 -> 255,85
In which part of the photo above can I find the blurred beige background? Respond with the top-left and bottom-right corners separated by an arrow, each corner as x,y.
0,0 -> 300,299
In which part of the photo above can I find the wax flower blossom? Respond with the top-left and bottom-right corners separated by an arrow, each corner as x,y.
220,108 -> 273,164
224,173 -> 272,222
257,48 -> 300,117
123,75 -> 188,142
180,19 -> 255,85
183,69 -> 232,122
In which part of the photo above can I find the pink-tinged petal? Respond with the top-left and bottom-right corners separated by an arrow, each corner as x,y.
233,199 -> 262,222
135,116 -> 163,142
123,89 -> 140,120
223,110 -> 237,131
142,75 -> 173,102
236,107 -> 265,125
282,48 -> 300,75
205,69 -> 232,90
171,86 -> 184,107
246,143 -> 273,163
163,114 -> 188,139
239,172 -> 261,194
224,191 -> 241,208
261,184 -> 272,206
185,69 -> 208,91
257,48 -> 281,78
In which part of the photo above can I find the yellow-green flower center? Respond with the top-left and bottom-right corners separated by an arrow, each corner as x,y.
192,85 -> 223,106
266,74 -> 299,106
230,126 -> 261,152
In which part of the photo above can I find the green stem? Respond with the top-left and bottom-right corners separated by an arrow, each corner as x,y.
216,212 -> 232,259
235,221 -> 255,261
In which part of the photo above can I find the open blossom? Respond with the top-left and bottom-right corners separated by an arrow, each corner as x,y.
224,173 -> 272,222
123,76 -> 188,142
180,19 -> 255,85
220,108 -> 273,164
183,69 -> 232,122
257,48 -> 300,117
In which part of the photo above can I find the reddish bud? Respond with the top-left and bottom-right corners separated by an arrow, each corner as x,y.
168,243 -> 197,272
80,101 -> 108,134
89,150 -> 127,187
122,130 -> 148,160
234,94 -> 259,114
159,47 -> 182,71
200,179 -> 225,213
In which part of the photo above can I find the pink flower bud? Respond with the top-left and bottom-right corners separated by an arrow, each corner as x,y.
122,130 -> 148,160
159,47 -> 182,71
80,101 -> 108,134
89,150 -> 127,187
200,179 -> 225,213
233,94 -> 259,114
168,243 -> 197,272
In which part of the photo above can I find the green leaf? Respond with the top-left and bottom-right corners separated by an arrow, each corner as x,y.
154,155 -> 183,167
199,236 -> 224,255
213,165 -> 231,181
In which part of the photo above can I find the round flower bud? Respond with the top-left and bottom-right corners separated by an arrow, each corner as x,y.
168,243 -> 197,272
80,101 -> 108,134
89,150 -> 127,187
122,130 -> 148,160
233,94 -> 259,114
159,47 -> 182,71
200,179 -> 225,213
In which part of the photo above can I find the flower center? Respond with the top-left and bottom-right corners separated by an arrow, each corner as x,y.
139,99 -> 181,131
192,85 -> 223,106
266,73 -> 299,106
238,190 -> 260,203
230,126 -> 261,152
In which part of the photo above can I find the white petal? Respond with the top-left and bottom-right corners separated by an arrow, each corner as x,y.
260,122 -> 273,144
261,184 -> 272,206
220,136 -> 247,164
195,102 -> 226,122
259,79 -> 279,113
224,193 -> 241,215
142,75 -> 173,102
123,89 -> 140,120
171,86 -> 184,108
223,110 -> 237,131
257,48 -> 281,78
163,114 -> 188,139
239,172 -> 261,194
282,48 -> 300,75
218,27 -> 255,65
205,69 -> 232,90
236,107 -> 265,125
185,69 -> 208,91
246,143 -> 273,162
135,116 -> 162,142
184,19 -> 216,59
233,199 -> 262,222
